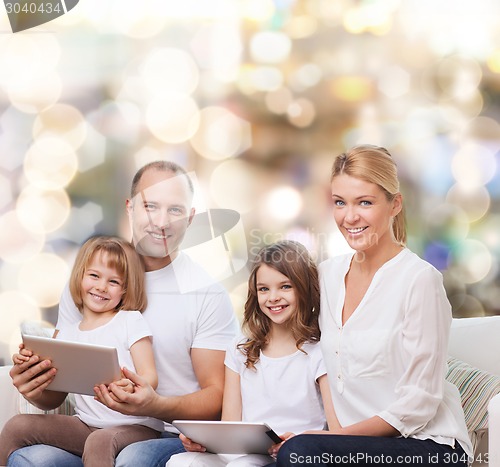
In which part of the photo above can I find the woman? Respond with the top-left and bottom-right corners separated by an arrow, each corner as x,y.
274,145 -> 472,466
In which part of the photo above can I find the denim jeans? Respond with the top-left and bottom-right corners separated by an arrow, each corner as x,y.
7,445 -> 83,467
7,432 -> 183,467
271,434 -> 469,467
115,432 -> 184,467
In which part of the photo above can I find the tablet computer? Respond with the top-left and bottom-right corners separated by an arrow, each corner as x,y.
171,420 -> 282,454
22,334 -> 121,396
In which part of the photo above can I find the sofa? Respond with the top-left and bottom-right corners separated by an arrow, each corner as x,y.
0,316 -> 499,466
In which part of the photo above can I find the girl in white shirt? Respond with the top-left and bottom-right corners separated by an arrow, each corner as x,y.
274,145 -> 472,467
167,240 -> 339,467
0,236 -> 162,467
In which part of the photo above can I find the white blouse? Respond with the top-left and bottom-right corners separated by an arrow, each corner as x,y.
319,248 -> 472,457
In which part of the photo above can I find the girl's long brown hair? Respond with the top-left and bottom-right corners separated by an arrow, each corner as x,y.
238,240 -> 320,369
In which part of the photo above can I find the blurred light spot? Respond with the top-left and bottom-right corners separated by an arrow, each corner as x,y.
289,63 -> 322,91
265,186 -> 303,222
88,100 -> 142,145
0,34 -> 60,88
24,138 -> 78,189
437,56 -> 482,98
424,204 -> 469,245
140,48 -> 199,97
190,107 -> 252,161
424,241 -> 451,271
190,24 -> 242,83
210,160 -> 258,213
16,186 -> 71,234
0,291 -> 41,358
287,98 -> 316,128
18,253 -> 69,308
0,211 -> 45,263
451,294 -> 485,318
472,214 -> 500,254
33,104 -> 87,150
77,124 -> 107,172
7,72 -> 62,114
250,31 -> 291,64
487,49 -> 500,73
250,66 -> 284,92
343,5 -> 393,34
330,76 -> 372,102
146,96 -> 200,143
265,87 -> 293,114
451,239 -> 492,284
0,106 -> 34,171
111,0 -> 166,38
451,142 -> 496,189
378,65 -> 410,98
285,15 -> 318,38
60,202 -> 104,243
446,184 -> 490,223
0,174 -> 13,211
241,0 -> 275,21
462,117 -> 500,149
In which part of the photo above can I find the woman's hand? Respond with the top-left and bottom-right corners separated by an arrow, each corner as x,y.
107,377 -> 135,402
269,432 -> 295,458
179,433 -> 206,453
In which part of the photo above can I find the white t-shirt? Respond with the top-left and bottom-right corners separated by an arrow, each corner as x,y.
225,336 -> 327,435
57,310 -> 163,430
319,248 -> 473,457
57,252 -> 238,432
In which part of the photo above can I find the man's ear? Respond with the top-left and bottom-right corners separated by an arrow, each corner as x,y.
187,207 -> 196,227
126,198 -> 133,214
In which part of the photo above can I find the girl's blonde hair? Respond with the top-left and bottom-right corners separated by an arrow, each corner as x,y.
331,144 -> 406,246
69,236 -> 147,313
238,240 -> 320,370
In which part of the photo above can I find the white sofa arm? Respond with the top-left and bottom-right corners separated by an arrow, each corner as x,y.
0,365 -> 17,431
489,393 -> 500,467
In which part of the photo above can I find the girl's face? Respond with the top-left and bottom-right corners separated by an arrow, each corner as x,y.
331,174 -> 402,254
81,252 -> 125,316
256,264 -> 297,327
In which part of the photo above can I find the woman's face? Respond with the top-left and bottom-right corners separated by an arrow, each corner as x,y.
331,174 -> 402,254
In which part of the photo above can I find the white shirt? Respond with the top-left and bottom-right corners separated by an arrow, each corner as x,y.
225,336 -> 327,434
57,252 -> 238,432
319,248 -> 472,457
57,310 -> 163,430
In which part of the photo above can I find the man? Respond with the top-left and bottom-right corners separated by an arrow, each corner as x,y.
8,161 -> 238,466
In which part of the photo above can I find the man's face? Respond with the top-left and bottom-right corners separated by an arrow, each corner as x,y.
126,169 -> 195,268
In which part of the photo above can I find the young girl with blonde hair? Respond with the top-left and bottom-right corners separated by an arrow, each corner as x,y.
0,235 -> 162,467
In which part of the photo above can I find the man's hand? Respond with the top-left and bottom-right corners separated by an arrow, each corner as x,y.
94,367 -> 160,417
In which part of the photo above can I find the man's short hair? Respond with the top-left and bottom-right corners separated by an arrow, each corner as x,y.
130,161 -> 194,198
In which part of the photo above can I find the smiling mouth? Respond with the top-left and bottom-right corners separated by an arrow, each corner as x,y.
90,293 -> 107,301
268,305 -> 288,313
346,227 -> 367,234
149,231 -> 169,240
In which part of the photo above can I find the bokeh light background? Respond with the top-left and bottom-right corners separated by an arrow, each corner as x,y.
0,0 -> 500,362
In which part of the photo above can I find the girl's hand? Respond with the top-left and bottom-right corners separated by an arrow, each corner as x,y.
107,378 -> 134,402
269,432 -> 295,458
12,344 -> 34,365
179,433 -> 206,453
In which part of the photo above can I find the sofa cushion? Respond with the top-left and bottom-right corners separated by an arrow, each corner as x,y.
446,356 -> 500,453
